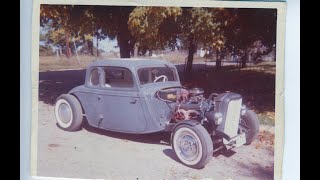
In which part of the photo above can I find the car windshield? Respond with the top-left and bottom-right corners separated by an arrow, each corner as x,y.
138,66 -> 178,85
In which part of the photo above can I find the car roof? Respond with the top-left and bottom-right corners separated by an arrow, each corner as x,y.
88,58 -> 176,69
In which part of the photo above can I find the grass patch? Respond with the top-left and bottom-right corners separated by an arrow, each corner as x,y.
39,53 -> 208,71
40,55 -> 114,71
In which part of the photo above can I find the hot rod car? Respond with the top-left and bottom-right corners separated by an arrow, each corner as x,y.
54,58 -> 259,169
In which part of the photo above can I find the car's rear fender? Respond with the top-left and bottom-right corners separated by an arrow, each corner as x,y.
68,85 -> 90,121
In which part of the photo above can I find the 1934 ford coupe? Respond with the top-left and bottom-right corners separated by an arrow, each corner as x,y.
54,58 -> 259,169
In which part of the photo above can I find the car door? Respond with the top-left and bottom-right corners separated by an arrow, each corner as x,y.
79,67 -> 104,128
99,66 -> 147,133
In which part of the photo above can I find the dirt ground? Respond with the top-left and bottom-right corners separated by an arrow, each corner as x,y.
37,101 -> 274,180
37,65 -> 275,180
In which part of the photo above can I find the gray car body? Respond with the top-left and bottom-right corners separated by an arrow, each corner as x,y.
69,58 -> 181,134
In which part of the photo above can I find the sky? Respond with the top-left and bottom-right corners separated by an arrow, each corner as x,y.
92,37 -> 119,53
40,26 -> 120,53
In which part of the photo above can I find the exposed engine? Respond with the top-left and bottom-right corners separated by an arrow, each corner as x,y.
156,87 -> 248,147
156,87 -> 215,123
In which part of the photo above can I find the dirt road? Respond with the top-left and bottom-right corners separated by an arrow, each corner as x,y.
37,69 -> 274,180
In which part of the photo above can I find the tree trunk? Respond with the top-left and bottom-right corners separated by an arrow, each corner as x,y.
64,32 -> 71,59
59,46 -> 62,56
216,48 -> 221,70
56,49 -> 59,59
87,40 -> 94,56
185,35 -> 196,74
134,43 -> 139,57
241,51 -> 248,68
73,37 -> 81,65
117,37 -> 131,58
117,9 -> 132,58
273,47 -> 276,61
96,35 -> 100,57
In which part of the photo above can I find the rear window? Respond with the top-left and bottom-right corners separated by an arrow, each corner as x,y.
89,68 -> 100,86
103,67 -> 134,88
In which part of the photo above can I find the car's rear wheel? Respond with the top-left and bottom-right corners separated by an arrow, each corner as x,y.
172,124 -> 213,169
54,94 -> 83,131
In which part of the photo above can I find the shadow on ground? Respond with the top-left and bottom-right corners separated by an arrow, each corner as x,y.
39,69 -> 86,105
163,148 -> 240,169
163,148 -> 232,163
176,64 -> 275,113
39,64 -> 275,113
80,119 -> 171,145
163,146 -> 273,179
234,161 -> 274,179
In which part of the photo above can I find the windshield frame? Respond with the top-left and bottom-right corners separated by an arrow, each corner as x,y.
136,65 -> 179,86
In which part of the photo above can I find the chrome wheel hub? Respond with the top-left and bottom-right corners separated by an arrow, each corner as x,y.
58,103 -> 72,123
178,134 -> 198,161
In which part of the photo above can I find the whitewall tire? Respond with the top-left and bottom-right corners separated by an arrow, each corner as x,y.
54,94 -> 83,131
172,124 -> 213,169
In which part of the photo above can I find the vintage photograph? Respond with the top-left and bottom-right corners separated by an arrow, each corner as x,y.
33,1 -> 285,179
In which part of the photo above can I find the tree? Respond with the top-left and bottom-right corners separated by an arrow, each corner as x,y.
128,7 -> 228,74
177,8 -> 228,73
128,7 -> 182,54
224,8 -> 277,68
40,5 -> 75,58
40,5 -> 276,67
40,5 -> 136,58
77,6 -> 136,58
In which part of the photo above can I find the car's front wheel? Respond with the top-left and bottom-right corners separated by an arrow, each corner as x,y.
172,124 -> 213,169
54,94 -> 83,131
239,110 -> 260,145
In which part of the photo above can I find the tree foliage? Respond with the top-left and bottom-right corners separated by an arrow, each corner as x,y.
128,7 -> 182,51
178,8 -> 230,72
129,7 -> 230,72
223,8 -> 277,67
40,5 -> 277,72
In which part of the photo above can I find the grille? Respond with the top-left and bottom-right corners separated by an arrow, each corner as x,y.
223,99 -> 242,138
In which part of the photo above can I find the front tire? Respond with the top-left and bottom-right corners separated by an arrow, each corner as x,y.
172,124 -> 213,169
54,94 -> 83,131
239,110 -> 260,145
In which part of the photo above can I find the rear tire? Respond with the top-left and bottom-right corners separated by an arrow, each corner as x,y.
239,110 -> 260,145
54,94 -> 83,131
172,124 -> 213,169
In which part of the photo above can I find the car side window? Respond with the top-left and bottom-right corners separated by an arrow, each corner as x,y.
89,68 -> 100,86
103,67 -> 134,88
